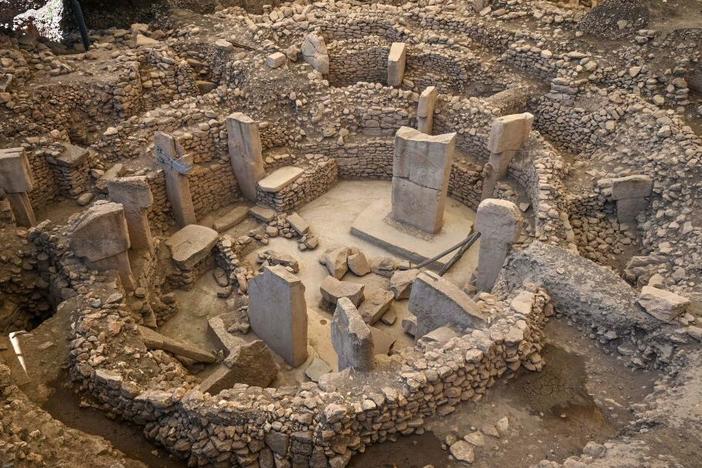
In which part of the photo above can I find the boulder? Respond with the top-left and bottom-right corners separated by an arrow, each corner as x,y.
320,276 -> 365,307
347,249 -> 371,276
390,268 -> 419,299
199,340 -> 278,393
319,246 -> 350,279
358,288 -> 394,325
638,286 -> 689,322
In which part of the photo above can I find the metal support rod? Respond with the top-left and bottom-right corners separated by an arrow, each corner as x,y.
439,231 -> 481,276
412,231 -> 476,270
70,0 -> 90,51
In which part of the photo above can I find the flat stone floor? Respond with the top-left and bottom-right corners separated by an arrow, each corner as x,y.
162,180 -> 480,384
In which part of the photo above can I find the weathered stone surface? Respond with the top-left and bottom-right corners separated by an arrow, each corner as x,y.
487,112 -> 534,154
139,326 -> 216,363
638,286 -> 689,322
319,246 -> 350,279
249,266 -> 308,367
611,175 -> 653,200
70,202 -> 130,262
107,176 -> 154,252
417,86 -> 438,134
199,340 -> 278,393
347,249 -> 370,276
305,355 -> 332,382
266,52 -> 286,68
391,126 -> 456,234
450,441 -> 475,464
0,147 -> 33,193
258,166 -> 304,193
301,33 -> 329,74
475,199 -> 522,292
213,206 -> 249,232
331,297 -> 374,371
358,288 -> 394,325
208,313 -> 246,351
250,204 -> 276,222
409,271 -> 488,338
390,268 -> 419,299
227,113 -> 265,201
165,224 -> 218,269
286,212 -> 309,235
320,276 -> 365,307
387,42 -> 407,87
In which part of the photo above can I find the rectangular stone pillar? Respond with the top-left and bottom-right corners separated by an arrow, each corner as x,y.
487,112 -> 534,178
0,148 -> 36,227
611,175 -> 653,224
248,265 -> 308,367
388,42 -> 407,87
391,126 -> 456,234
475,199 -> 522,292
108,176 -> 155,254
417,86 -> 438,134
331,297 -> 374,371
154,131 -> 197,228
226,113 -> 266,202
69,201 -> 135,290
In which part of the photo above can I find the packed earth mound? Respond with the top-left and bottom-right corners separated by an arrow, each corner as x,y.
0,0 -> 701,467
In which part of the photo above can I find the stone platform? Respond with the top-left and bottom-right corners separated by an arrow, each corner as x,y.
351,196 -> 475,267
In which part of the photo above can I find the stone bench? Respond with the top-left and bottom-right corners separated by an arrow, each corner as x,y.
258,166 -> 304,193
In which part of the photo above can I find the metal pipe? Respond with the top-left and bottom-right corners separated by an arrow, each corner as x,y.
439,231 -> 481,276
412,231 -> 475,270
70,0 -> 90,51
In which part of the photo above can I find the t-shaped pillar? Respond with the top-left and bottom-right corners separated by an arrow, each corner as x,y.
108,176 -> 155,254
483,113 -> 534,199
417,86 -> 438,134
69,201 -> 135,290
0,148 -> 36,227
474,199 -> 522,292
611,175 -> 653,224
226,113 -> 266,202
154,131 -> 197,228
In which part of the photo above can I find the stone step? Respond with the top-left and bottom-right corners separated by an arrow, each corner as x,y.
258,166 -> 304,193
213,206 -> 249,232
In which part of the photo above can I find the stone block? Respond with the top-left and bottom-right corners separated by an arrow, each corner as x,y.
638,286 -> 689,322
487,112 -> 534,153
0,148 -> 33,193
347,249 -> 370,276
320,276 -> 365,307
286,212 -> 309,235
358,288 -> 394,324
258,166 -> 304,193
266,52 -> 287,69
70,202 -> 130,262
409,271 -> 488,338
249,204 -> 276,222
319,246 -> 350,279
138,326 -> 216,363
475,199 -> 522,291
226,113 -> 265,201
213,206 -> 249,232
248,266 -> 308,367
331,297 -> 374,371
165,224 -> 218,269
199,340 -> 278,393
390,268 -> 419,299
611,175 -> 653,200
301,33 -> 329,75
107,176 -> 153,210
387,42 -> 407,87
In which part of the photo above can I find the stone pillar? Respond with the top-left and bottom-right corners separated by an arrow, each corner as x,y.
248,265 -> 308,367
69,201 -> 135,290
483,113 -> 534,199
0,148 -> 36,227
226,113 -> 266,202
417,86 -> 438,134
301,33 -> 330,75
475,199 -> 522,292
611,175 -> 653,224
108,176 -> 155,254
154,131 -> 197,228
331,297 -> 374,371
391,126 -> 456,234
387,42 -> 407,87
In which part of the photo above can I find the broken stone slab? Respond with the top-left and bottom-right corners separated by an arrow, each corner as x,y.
637,286 -> 689,323
165,224 -> 219,270
213,206 -> 249,232
70,202 -> 131,262
347,248 -> 371,276
199,340 -> 278,393
266,52 -> 287,68
402,315 -> 417,337
286,212 -> 309,235
0,147 -> 34,193
138,326 -> 216,363
208,313 -> 246,352
331,297 -> 374,371
611,175 -> 653,200
107,176 -> 155,253
248,265 -> 308,367
257,250 -> 300,273
487,112 -> 534,154
301,33 -> 329,74
381,308 -> 397,325
358,288 -> 394,325
409,271 -> 489,338
320,276 -> 365,307
417,325 -> 460,349
305,354 -> 332,382
370,326 -> 395,356
417,86 -> 438,134
319,246 -> 350,279
387,42 -> 407,87
258,166 -> 304,193
390,268 -> 419,299
249,204 -> 277,223
370,256 -> 397,277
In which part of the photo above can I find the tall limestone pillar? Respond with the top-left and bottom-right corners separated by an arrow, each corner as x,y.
154,131 -> 197,228
226,113 -> 266,202
417,86 -> 438,134
474,199 -> 522,292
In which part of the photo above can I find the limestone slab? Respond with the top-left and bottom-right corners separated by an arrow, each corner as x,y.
213,206 -> 249,232
331,297 -> 374,371
165,224 -> 219,269
258,166 -> 304,193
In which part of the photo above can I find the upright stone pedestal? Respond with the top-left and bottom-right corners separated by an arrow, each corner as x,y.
0,148 -> 36,227
108,176 -> 155,253
226,113 -> 266,202
69,201 -> 135,290
482,113 -> 534,200
388,42 -> 407,87
331,297 -> 374,371
248,265 -> 308,367
154,131 -> 196,228
417,86 -> 438,134
611,175 -> 653,224
474,199 -> 522,292
391,126 -> 456,234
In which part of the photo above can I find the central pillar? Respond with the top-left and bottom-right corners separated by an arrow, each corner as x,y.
226,112 -> 266,202
154,131 -> 197,228
391,126 -> 456,234
0,147 -> 36,227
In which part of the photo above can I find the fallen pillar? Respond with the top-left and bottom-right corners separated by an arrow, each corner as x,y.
474,199 -> 522,292
0,147 -> 36,227
226,113 -> 266,201
138,325 -> 216,363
